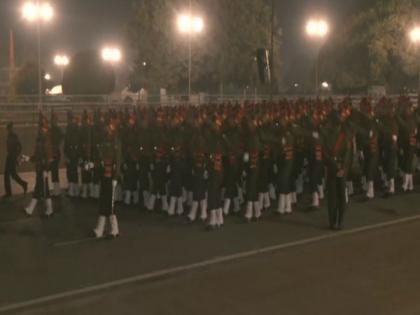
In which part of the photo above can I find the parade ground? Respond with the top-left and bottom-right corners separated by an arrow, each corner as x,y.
1,179 -> 420,314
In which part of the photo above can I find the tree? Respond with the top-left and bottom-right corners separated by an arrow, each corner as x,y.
62,50 -> 115,95
127,0 -> 281,94
320,0 -> 420,93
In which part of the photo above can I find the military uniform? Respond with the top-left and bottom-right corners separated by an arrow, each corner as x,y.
25,116 -> 54,217
221,113 -> 243,215
167,116 -> 186,216
380,105 -> 399,196
147,111 -> 169,211
4,123 -> 27,198
187,116 -> 208,222
397,106 -> 417,192
49,113 -> 63,196
243,116 -> 261,221
64,112 -> 81,197
136,110 -> 152,209
205,116 -> 225,229
90,111 -> 106,199
276,117 -> 294,214
324,111 -> 352,230
79,112 -> 93,199
92,120 -> 122,239
121,114 -> 140,205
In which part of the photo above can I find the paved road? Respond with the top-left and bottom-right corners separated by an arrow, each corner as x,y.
14,219 -> 420,315
1,188 -> 420,314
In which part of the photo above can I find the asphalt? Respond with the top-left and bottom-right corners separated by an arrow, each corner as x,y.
1,187 -> 420,314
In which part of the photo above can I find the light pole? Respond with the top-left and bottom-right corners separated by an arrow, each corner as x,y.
54,54 -> 69,82
410,26 -> 420,96
102,47 -> 122,94
177,12 -> 204,101
22,1 -> 54,110
306,19 -> 329,95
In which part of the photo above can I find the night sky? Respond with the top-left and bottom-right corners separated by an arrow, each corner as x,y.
0,0 -> 367,83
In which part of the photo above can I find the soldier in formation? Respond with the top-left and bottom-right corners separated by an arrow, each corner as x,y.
20,95 -> 420,237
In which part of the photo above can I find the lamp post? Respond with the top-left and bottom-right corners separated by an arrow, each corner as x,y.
306,19 -> 329,95
177,12 -> 204,101
102,47 -> 122,94
54,54 -> 69,82
410,26 -> 420,96
22,1 -> 54,110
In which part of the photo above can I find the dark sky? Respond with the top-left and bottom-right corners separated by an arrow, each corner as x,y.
0,0 -> 367,83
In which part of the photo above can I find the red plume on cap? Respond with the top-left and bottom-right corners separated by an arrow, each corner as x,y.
51,110 -> 58,124
38,112 -> 49,132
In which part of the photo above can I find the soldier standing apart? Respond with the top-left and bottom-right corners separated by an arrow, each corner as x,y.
323,109 -> 352,230
92,119 -> 122,239
3,122 -> 27,199
24,116 -> 55,217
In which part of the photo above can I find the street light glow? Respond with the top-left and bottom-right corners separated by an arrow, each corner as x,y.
177,14 -> 204,34
54,55 -> 69,66
102,47 -> 122,63
410,26 -> 420,44
306,19 -> 329,38
44,73 -> 51,80
22,2 -> 54,22
40,3 -> 54,21
22,2 -> 38,21
192,16 -> 204,33
322,81 -> 329,88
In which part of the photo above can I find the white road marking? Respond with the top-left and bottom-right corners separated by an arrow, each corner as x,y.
53,237 -> 99,247
0,217 -> 39,226
1,213 -> 420,313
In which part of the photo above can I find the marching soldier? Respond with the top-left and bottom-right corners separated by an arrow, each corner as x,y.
307,109 -> 325,209
360,100 -> 380,200
64,112 -> 81,197
221,111 -> 243,215
147,109 -> 169,212
276,110 -> 295,215
257,111 -> 274,212
79,111 -> 94,199
167,111 -> 186,216
92,118 -> 122,239
243,114 -> 261,221
205,114 -> 225,230
397,99 -> 417,192
24,114 -> 55,218
379,102 -> 399,197
121,112 -> 140,206
136,109 -> 152,209
187,112 -> 208,222
49,111 -> 63,197
90,110 -> 105,199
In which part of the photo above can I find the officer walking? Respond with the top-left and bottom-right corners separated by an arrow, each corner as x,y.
323,108 -> 352,230
3,122 -> 28,199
